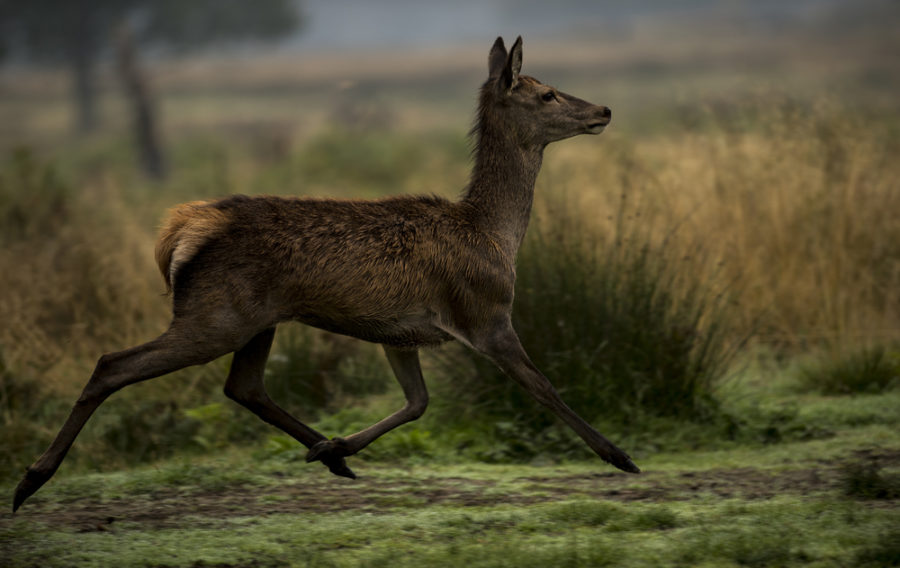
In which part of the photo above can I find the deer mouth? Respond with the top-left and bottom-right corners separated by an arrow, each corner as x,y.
587,122 -> 608,133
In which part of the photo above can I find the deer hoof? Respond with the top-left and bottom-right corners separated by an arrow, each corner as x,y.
609,449 -> 641,474
619,456 -> 641,474
306,439 -> 357,479
324,458 -> 357,479
13,468 -> 51,513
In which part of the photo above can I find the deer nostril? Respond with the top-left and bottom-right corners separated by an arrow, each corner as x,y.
601,106 -> 612,119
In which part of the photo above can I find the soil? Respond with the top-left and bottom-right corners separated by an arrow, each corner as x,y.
4,449 -> 897,533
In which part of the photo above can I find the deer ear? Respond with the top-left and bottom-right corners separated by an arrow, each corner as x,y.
499,36 -> 523,95
488,37 -> 507,79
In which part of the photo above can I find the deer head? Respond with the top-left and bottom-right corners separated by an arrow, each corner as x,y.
483,36 -> 611,149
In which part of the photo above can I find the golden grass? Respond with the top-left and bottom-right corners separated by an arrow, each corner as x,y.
1,18 -> 898,406
0,186 -> 166,397
1,99 -> 898,406
541,99 -> 900,352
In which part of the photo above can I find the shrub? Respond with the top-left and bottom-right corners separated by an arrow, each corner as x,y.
855,530 -> 900,567
840,458 -> 900,500
264,324 -> 393,419
798,346 -> 900,395
0,147 -> 70,244
285,128 -> 468,197
431,191 -> 741,456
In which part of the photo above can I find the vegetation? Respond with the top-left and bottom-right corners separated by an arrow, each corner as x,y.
0,0 -> 302,133
840,458 -> 900,500
798,346 -> 900,396
1,9 -> 899,565
2,397 -> 898,567
1,79 -> 898,466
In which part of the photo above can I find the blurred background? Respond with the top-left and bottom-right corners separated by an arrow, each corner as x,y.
2,0 -> 898,150
0,0 -> 898,473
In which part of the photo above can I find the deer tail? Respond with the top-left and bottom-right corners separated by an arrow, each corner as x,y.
154,201 -> 230,293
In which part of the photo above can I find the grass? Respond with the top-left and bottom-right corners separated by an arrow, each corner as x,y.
433,187 -> 739,441
4,358 -> 899,567
1,24 -> 899,568
2,94 -> 900,477
798,346 -> 900,395
2,395 -> 898,567
839,459 -> 900,500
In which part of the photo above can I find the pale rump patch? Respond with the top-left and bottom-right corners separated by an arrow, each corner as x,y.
154,201 -> 231,292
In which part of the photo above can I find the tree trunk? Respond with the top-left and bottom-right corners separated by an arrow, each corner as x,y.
116,24 -> 166,181
71,20 -> 97,133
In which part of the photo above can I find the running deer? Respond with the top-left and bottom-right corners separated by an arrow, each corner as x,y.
13,36 -> 639,512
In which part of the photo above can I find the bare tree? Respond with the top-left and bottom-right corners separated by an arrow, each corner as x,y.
115,23 -> 165,180
0,0 -> 301,133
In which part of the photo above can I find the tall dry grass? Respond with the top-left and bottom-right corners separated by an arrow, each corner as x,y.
546,98 -> 900,352
0,94 -> 897,473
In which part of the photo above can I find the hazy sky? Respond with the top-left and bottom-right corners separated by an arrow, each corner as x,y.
288,0 -> 833,51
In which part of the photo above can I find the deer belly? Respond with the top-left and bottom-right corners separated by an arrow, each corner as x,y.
289,306 -> 453,348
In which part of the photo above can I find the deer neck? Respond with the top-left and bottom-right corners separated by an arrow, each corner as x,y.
463,119 -> 544,258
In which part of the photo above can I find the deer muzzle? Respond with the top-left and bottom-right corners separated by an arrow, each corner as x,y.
587,106 -> 612,133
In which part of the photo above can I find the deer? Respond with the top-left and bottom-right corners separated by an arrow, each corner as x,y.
13,36 -> 640,513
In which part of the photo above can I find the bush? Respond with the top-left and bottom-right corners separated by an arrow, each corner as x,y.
799,346 -> 900,395
264,324 -> 393,419
840,458 -> 900,500
0,147 -> 70,244
0,347 -> 68,481
855,530 -> 900,567
276,128 -> 468,197
431,192 -> 741,456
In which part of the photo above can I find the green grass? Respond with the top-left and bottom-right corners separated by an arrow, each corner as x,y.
3,375 -> 898,568
3,465 -> 897,568
798,346 -> 900,395
429,191 -> 741,460
839,459 -> 900,500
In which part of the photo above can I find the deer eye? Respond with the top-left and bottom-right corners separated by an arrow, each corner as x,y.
541,91 -> 557,103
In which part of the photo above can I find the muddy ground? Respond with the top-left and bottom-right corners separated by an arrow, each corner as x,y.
5,449 -> 896,533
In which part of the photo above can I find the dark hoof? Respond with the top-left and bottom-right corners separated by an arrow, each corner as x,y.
619,456 -> 641,474
13,468 -> 50,513
325,458 -> 357,479
306,439 -> 357,479
609,450 -> 641,474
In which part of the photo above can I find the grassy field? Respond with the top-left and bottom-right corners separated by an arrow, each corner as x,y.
1,7 -> 900,567
2,378 -> 898,567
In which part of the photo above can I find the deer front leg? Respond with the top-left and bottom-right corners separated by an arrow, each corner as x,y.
224,328 -> 355,479
472,321 -> 640,474
306,345 -> 428,465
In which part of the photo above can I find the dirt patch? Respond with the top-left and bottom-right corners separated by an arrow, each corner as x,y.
5,450 -> 897,532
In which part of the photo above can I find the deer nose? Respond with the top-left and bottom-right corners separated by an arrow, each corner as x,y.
601,106 -> 611,120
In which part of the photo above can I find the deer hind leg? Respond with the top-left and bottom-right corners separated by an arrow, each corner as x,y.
223,327 -> 355,479
305,345 -> 428,466
471,321 -> 640,474
12,323 -> 239,512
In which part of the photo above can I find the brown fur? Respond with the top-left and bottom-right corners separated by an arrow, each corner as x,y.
160,193 -> 511,348
13,36 -> 638,514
